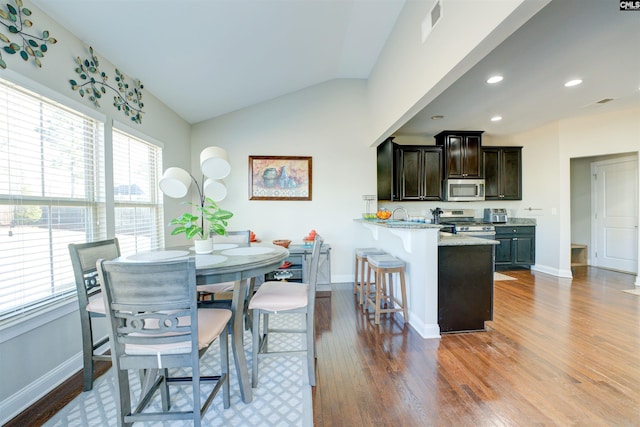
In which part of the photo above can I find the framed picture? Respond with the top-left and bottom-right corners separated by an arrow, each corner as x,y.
248,156 -> 312,201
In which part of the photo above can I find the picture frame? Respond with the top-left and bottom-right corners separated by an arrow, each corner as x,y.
248,155 -> 312,201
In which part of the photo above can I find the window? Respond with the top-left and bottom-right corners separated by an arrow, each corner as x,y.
0,78 -> 106,320
112,128 -> 164,256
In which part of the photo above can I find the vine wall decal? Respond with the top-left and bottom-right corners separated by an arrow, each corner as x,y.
0,0 -> 57,69
69,46 -> 144,124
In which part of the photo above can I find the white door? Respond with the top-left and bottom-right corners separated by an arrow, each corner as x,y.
591,156 -> 638,273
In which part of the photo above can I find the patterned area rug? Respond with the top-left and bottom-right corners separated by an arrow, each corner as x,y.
494,272 -> 516,281
622,289 -> 640,296
45,313 -> 312,427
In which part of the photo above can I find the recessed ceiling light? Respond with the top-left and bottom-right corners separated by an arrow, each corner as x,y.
564,79 -> 582,87
487,75 -> 503,84
491,116 -> 502,122
431,115 -> 444,120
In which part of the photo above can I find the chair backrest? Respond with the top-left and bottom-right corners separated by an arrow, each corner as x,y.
305,235 -> 323,307
69,238 -> 121,308
96,258 -> 200,369
212,230 -> 250,244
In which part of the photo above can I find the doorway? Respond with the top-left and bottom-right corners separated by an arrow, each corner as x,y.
570,153 -> 638,275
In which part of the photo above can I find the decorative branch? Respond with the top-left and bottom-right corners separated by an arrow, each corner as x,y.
69,46 -> 145,124
0,0 -> 57,69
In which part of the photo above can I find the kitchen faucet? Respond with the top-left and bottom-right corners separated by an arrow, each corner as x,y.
392,206 -> 408,220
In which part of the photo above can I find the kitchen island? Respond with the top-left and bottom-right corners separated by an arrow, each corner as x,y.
357,219 -> 497,338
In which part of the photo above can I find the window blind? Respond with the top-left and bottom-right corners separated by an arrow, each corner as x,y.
112,128 -> 164,256
0,78 -> 106,320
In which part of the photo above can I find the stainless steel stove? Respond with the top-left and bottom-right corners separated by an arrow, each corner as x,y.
440,209 -> 496,239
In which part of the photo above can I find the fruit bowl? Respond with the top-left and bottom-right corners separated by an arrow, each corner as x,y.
362,213 -> 377,220
272,239 -> 291,248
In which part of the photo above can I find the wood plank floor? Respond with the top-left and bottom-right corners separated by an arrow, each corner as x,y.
8,267 -> 640,426
313,267 -> 640,426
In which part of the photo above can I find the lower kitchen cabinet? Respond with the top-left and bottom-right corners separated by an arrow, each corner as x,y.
495,226 -> 535,268
264,243 -> 331,284
438,244 -> 494,333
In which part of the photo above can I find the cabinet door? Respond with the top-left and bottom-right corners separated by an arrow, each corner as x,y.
500,148 -> 522,200
463,134 -> 482,178
494,237 -> 513,265
483,148 -> 500,199
377,138 -> 398,200
421,147 -> 443,200
399,147 -> 423,200
514,235 -> 535,265
444,135 -> 464,178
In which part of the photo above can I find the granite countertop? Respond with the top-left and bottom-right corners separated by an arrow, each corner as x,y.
354,218 -> 441,230
437,232 -> 499,247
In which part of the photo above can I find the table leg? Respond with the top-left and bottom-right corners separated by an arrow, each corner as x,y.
231,278 -> 253,403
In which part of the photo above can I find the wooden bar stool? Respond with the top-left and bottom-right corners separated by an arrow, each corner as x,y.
354,248 -> 387,306
365,254 -> 408,325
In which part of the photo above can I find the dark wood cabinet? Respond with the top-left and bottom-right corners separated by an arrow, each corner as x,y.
377,137 -> 400,201
438,244 -> 494,332
377,137 -> 443,201
495,226 -> 535,268
483,147 -> 522,200
435,131 -> 483,179
398,145 -> 443,201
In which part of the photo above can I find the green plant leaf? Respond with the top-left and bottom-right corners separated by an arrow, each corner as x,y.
0,58 -> 6,69
40,44 -> 47,52
3,46 -> 15,54
20,50 -> 27,61
28,39 -> 37,47
34,57 -> 41,67
8,25 -> 18,33
43,30 -> 49,38
16,0 -> 23,8
7,4 -> 16,15
0,33 -> 8,43
22,8 -> 31,17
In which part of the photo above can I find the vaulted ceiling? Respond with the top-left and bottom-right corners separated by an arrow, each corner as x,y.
32,0 -> 640,136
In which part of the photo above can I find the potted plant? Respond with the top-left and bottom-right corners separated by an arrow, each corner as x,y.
168,197 -> 233,253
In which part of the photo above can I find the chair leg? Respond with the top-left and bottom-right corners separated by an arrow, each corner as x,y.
252,309 -> 260,388
399,269 -> 409,321
114,368 -> 132,427
81,317 -> 94,391
220,330 -> 230,408
306,312 -> 316,386
375,269 -> 384,325
354,255 -> 359,295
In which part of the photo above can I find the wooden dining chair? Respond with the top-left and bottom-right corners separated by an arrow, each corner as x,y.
249,234 -> 323,387
96,258 -> 231,426
68,238 -> 121,391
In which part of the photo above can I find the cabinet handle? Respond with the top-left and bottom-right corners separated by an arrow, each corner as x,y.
513,237 -> 518,241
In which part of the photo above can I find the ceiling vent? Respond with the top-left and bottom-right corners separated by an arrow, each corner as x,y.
421,0 -> 442,43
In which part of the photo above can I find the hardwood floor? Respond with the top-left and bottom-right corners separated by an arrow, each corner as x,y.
8,267 -> 640,426
313,267 -> 640,426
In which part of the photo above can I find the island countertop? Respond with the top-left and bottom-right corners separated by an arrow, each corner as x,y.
355,219 -> 498,246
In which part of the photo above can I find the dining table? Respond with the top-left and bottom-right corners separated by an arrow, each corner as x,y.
122,241 -> 289,403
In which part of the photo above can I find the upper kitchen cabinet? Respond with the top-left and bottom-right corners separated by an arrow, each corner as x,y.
377,137 -> 443,201
483,146 -> 522,200
377,137 -> 400,200
397,145 -> 443,201
435,131 -> 483,179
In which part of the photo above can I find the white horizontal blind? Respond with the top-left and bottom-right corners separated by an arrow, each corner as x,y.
112,128 -> 163,256
0,78 -> 106,320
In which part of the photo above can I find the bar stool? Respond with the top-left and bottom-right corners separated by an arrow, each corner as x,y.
354,248 -> 387,306
365,254 -> 408,325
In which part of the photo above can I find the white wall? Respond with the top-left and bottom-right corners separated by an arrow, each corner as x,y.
190,79 -> 379,282
0,2 -> 189,420
493,106 -> 640,277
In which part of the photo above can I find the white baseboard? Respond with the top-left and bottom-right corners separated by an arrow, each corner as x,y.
531,264 -> 573,278
0,353 -> 82,425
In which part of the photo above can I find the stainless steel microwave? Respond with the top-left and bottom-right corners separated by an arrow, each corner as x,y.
445,179 -> 485,201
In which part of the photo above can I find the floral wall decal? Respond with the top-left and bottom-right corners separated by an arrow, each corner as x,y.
0,0 -> 57,69
69,46 -> 145,124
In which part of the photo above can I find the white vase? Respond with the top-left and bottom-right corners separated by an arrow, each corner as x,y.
194,238 -> 213,254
